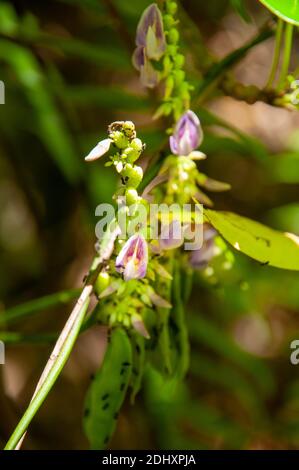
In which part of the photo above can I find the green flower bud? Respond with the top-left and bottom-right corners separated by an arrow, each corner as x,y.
123,138 -> 144,163
125,187 -> 139,205
110,131 -> 129,149
94,271 -> 110,296
174,53 -> 185,69
163,55 -> 173,74
168,28 -> 179,44
122,164 -> 143,188
123,121 -> 136,139
163,14 -> 174,29
165,75 -> 175,99
121,147 -> 140,163
167,44 -> 178,57
131,138 -> 143,152
166,1 -> 178,15
173,69 -> 185,87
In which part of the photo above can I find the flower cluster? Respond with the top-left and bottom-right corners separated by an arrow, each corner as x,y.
85,120 -> 144,205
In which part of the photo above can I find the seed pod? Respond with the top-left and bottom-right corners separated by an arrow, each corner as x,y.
83,328 -> 132,449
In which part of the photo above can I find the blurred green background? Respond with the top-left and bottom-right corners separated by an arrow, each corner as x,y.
1,0 -> 299,449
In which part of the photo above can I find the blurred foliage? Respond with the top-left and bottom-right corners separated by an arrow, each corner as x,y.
0,0 -> 299,450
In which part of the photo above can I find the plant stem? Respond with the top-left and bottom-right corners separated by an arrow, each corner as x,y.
4,290 -> 91,450
0,288 -> 81,327
266,18 -> 283,90
278,22 -> 293,90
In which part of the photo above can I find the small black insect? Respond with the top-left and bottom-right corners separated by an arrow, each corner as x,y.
122,361 -> 131,367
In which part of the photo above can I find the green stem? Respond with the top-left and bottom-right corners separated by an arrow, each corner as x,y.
278,22 -> 293,90
266,18 -> 283,89
0,288 -> 81,327
4,295 -> 90,450
0,331 -> 57,344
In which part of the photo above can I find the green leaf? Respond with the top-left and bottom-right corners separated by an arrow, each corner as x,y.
205,209 -> 299,270
258,0 -> 299,26
83,328 -> 132,449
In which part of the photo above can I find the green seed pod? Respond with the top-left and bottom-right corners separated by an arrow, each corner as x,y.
94,271 -> 110,296
122,164 -> 143,188
125,187 -> 139,205
83,328 -> 132,449
166,1 -> 178,15
174,53 -> 185,69
168,28 -> 179,44
110,131 -> 128,149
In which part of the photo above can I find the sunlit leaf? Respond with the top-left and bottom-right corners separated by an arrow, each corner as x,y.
259,0 -> 299,25
205,209 -> 299,270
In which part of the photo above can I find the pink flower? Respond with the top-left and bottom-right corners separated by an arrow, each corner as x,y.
132,4 -> 166,88
169,110 -> 203,156
116,233 -> 148,281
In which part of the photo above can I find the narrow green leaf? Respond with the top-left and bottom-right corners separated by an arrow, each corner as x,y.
172,263 -> 189,378
0,288 -> 80,327
205,209 -> 299,270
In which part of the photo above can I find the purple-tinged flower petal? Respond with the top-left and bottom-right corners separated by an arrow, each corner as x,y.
116,233 -> 148,281
159,219 -> 185,251
169,110 -> 203,156
141,172 -> 168,201
140,55 -> 160,88
85,138 -> 112,161
149,290 -> 172,308
189,150 -> 206,160
169,135 -> 178,154
189,224 -> 217,269
136,4 -> 166,60
132,45 -> 145,71
132,314 -> 150,338
98,280 -> 121,299
133,46 -> 159,88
